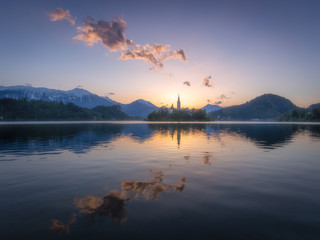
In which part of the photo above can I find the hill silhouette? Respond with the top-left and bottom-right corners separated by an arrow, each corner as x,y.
210,94 -> 297,120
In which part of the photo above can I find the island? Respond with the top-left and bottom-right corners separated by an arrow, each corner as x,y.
147,95 -> 212,121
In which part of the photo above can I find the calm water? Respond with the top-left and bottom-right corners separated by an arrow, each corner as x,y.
0,122 -> 320,240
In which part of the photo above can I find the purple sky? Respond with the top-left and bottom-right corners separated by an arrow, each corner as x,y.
1,0 -> 319,108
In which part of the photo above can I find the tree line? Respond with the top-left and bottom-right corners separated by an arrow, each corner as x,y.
278,105 -> 320,121
147,107 -> 211,121
0,98 -> 129,120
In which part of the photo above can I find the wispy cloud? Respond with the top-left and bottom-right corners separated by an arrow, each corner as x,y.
183,81 -> 191,86
217,94 -> 230,100
213,94 -> 230,105
49,10 -> 187,70
121,44 -> 186,70
108,92 -> 115,95
49,8 -> 76,26
120,44 -> 164,69
25,83 -> 32,87
202,76 -> 213,87
150,44 -> 171,56
161,49 -> 187,62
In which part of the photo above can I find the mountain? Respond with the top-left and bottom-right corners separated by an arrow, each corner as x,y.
210,94 -> 297,120
0,86 -> 159,117
121,99 -> 158,118
308,103 -> 320,110
0,86 -> 158,117
201,104 -> 222,113
103,96 -> 120,105
0,86 -> 116,108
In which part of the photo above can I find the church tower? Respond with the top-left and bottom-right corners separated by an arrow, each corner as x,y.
177,94 -> 181,110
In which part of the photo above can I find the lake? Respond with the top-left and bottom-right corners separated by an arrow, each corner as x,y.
0,122 -> 320,240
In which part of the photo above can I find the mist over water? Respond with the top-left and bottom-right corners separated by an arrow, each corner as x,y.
0,122 -> 320,239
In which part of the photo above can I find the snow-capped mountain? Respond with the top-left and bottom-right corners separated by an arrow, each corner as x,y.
0,86 -> 116,108
121,99 -> 158,118
201,104 -> 222,113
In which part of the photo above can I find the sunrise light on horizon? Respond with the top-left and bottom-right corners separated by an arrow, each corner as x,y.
1,0 -> 320,108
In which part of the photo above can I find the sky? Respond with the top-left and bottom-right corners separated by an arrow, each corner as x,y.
1,0 -> 320,108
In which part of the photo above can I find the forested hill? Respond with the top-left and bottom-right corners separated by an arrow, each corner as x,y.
278,103 -> 320,121
0,98 -> 129,120
210,94 -> 297,120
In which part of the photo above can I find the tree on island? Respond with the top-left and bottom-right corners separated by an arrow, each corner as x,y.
147,107 -> 211,121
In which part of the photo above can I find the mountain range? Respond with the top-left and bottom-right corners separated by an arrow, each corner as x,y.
0,86 -> 158,118
2,86 -> 318,121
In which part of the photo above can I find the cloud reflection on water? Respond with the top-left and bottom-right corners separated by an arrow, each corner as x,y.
50,170 -> 186,234
202,152 -> 213,165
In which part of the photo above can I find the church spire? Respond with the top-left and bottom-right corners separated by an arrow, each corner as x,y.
177,94 -> 181,110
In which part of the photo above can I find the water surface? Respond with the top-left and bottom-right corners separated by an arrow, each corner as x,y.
0,122 -> 320,239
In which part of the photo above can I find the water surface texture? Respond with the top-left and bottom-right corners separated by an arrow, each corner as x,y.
0,122 -> 320,240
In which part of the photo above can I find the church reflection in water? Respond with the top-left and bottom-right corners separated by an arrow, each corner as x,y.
1,123 -> 318,158
50,169 -> 186,234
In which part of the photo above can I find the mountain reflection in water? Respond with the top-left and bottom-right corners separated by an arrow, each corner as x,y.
1,122 -> 320,240
1,123 -> 319,158
50,169 -> 186,234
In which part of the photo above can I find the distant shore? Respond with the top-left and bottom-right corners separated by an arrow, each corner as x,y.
1,120 -> 320,125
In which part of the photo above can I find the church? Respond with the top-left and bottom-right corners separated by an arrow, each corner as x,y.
170,95 -> 181,110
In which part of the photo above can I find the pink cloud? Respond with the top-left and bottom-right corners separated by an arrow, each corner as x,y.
49,8 -> 76,26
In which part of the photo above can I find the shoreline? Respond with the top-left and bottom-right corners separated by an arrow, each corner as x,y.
1,120 -> 320,125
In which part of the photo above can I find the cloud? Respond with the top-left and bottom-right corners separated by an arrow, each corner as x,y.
202,76 -> 213,87
150,44 -> 171,56
183,81 -> 191,86
220,94 -> 227,99
76,85 -> 83,88
213,94 -> 231,105
49,10 -> 187,70
49,8 -> 76,26
161,49 -> 187,62
120,44 -> 164,69
74,16 -> 131,51
216,94 -> 230,101
108,92 -> 115,95
25,83 -> 32,87
207,99 -> 211,103
121,44 -> 187,70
